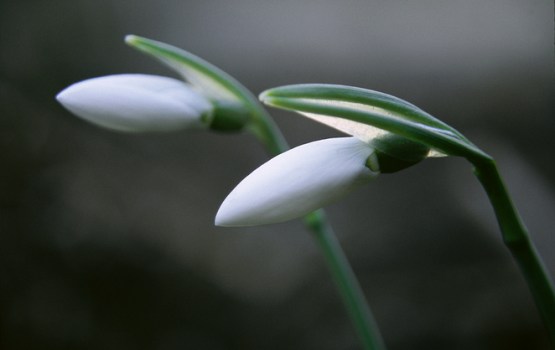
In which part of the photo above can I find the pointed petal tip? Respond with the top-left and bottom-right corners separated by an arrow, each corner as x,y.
214,206 -> 240,227
215,195 -> 269,227
55,89 -> 66,104
56,85 -> 79,108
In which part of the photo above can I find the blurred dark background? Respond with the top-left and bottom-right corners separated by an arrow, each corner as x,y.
1,0 -> 553,349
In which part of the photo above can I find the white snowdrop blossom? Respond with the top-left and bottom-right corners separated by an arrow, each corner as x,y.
56,74 -> 213,132
216,137 -> 379,226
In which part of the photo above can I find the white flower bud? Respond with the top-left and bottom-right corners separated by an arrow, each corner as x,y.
56,74 -> 213,132
216,137 -> 379,226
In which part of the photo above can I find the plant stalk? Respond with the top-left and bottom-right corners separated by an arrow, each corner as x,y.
305,210 -> 386,350
472,156 -> 555,344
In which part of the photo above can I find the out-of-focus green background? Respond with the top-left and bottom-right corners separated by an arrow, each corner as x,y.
1,0 -> 553,349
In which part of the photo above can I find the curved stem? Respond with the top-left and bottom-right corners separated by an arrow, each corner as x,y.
305,210 -> 386,350
472,156 -> 555,344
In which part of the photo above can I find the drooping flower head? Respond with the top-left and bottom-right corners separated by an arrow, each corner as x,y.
216,137 -> 379,226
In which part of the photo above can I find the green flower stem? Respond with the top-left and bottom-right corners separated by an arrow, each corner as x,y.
472,156 -> 555,343
305,210 -> 386,350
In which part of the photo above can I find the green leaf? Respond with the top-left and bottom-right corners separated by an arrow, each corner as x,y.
125,35 -> 257,106
260,84 -> 488,160
125,35 -> 288,153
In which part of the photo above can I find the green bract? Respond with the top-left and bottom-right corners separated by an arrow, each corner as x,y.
259,84 -> 491,164
125,35 -> 287,150
126,35 -> 246,105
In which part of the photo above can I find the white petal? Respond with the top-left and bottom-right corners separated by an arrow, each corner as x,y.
216,137 -> 378,226
56,74 -> 213,132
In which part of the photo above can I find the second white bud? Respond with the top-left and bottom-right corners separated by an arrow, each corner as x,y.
56,74 -> 213,132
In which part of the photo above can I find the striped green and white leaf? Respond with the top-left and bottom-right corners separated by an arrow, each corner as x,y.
125,35 -> 259,107
125,35 -> 288,152
260,84 -> 488,160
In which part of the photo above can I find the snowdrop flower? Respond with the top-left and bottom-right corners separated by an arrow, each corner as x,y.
216,137 -> 379,226
56,74 -> 213,132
